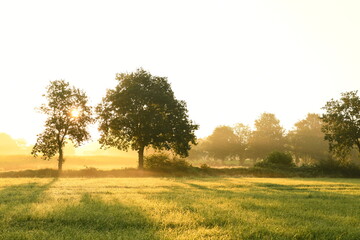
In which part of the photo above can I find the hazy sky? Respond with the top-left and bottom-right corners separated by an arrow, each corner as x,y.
1,0 -> 360,144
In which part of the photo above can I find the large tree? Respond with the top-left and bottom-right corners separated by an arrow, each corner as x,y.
288,113 -> 329,164
31,80 -> 93,171
248,113 -> 285,159
96,68 -> 198,169
321,91 -> 360,160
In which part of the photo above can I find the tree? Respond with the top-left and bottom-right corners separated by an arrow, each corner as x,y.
96,68 -> 198,169
248,113 -> 285,159
288,113 -> 329,164
31,80 -> 93,171
189,124 -> 250,165
233,123 -> 251,164
321,91 -> 360,161
202,126 -> 239,162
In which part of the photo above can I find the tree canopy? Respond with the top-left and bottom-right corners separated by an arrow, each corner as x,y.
321,91 -> 360,161
31,80 -> 93,171
202,126 -> 239,161
248,113 -> 285,159
96,68 -> 198,169
233,123 -> 251,163
288,113 -> 329,164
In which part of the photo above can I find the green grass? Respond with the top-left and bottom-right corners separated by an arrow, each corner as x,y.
0,178 -> 360,239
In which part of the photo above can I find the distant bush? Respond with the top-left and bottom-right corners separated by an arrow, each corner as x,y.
200,163 -> 211,170
316,157 -> 342,171
144,153 -> 191,171
79,167 -> 100,177
310,157 -> 360,177
255,151 -> 294,168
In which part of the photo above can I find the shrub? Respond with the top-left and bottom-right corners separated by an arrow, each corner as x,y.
255,151 -> 294,168
312,157 -> 360,177
200,163 -> 211,170
79,167 -> 99,177
144,153 -> 191,171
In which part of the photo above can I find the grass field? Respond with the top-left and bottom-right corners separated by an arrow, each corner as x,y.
0,177 -> 360,240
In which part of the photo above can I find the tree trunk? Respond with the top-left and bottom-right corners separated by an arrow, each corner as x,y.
138,146 -> 145,169
58,146 -> 63,172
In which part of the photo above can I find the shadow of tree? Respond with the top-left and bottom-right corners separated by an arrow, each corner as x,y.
0,179 -> 56,210
0,179 -> 57,238
148,179 -> 360,239
1,178 -> 359,239
1,191 -> 160,240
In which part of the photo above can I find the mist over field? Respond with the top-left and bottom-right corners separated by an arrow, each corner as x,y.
0,132 -> 139,171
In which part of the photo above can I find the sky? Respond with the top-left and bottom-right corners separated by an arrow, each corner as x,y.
0,0 -> 360,145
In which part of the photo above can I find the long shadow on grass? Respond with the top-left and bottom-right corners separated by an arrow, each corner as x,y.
11,193 -> 160,240
145,180 -> 288,239
0,178 -> 57,237
151,180 -> 360,239
0,178 -> 57,210
242,182 -> 360,239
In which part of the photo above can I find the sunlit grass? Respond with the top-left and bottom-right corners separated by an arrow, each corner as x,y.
0,178 -> 360,239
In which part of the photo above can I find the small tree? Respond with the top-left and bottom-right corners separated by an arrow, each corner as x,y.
321,91 -> 360,161
31,80 -> 93,172
96,68 -> 198,169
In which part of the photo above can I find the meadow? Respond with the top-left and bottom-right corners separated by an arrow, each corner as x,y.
0,177 -> 360,239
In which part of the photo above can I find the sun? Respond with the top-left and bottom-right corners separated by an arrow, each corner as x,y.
70,108 -> 80,118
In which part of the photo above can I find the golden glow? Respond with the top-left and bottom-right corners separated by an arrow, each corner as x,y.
70,108 -> 80,118
1,1 -> 360,144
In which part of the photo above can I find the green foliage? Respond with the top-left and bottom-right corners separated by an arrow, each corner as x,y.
31,80 -> 94,171
96,68 -> 198,169
144,153 -> 191,171
256,151 -> 294,168
321,91 -> 360,161
310,157 -> 360,177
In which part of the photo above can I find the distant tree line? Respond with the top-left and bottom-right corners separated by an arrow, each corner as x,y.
188,110 -> 360,167
188,113 -> 324,166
